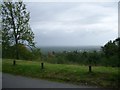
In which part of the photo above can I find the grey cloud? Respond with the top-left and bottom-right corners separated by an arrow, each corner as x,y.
25,2 -> 118,46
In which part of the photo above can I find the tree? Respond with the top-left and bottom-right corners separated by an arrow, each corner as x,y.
101,39 -> 119,67
115,38 -> 120,67
101,40 -> 118,58
2,1 -> 35,60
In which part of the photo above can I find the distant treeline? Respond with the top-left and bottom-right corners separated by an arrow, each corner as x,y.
39,46 -> 101,54
2,38 -> 120,67
43,38 -> 120,67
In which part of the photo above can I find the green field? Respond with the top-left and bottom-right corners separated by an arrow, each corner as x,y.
2,59 -> 119,88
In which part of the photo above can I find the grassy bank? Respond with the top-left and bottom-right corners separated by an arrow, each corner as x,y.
2,59 -> 119,88
0,59 -> 2,72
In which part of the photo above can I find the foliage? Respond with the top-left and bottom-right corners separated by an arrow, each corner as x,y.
31,47 -> 41,60
43,38 -> 119,67
2,1 -> 35,59
101,40 -> 118,58
101,39 -> 119,67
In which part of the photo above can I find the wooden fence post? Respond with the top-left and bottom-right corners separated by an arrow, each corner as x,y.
89,65 -> 92,72
13,60 -> 16,66
41,62 -> 44,69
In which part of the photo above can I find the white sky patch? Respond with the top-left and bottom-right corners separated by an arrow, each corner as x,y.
26,2 -> 118,46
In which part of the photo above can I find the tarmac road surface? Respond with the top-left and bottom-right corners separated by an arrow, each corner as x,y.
0,72 -> 2,89
2,73 -> 96,88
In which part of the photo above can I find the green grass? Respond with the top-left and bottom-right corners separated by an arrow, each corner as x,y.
0,58 -> 2,72
2,59 -> 120,88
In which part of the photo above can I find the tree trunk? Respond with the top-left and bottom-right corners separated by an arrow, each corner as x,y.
15,37 -> 19,60
10,6 -> 19,60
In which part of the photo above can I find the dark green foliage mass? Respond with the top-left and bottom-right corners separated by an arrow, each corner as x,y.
101,40 -> 118,58
1,1 -> 40,60
44,38 -> 119,67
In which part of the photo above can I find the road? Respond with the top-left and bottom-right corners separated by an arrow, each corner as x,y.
2,73 -> 96,88
0,72 -> 2,89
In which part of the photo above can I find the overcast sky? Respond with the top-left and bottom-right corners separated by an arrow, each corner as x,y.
25,1 -> 118,46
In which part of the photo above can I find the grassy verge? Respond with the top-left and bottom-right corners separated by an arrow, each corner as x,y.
2,59 -> 119,88
0,58 -> 2,72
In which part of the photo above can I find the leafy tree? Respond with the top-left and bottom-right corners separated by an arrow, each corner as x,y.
101,40 -> 118,58
114,38 -> 120,66
101,39 -> 119,67
2,1 -> 35,59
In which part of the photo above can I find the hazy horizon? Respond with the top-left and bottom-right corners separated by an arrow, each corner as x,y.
36,45 -> 102,47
